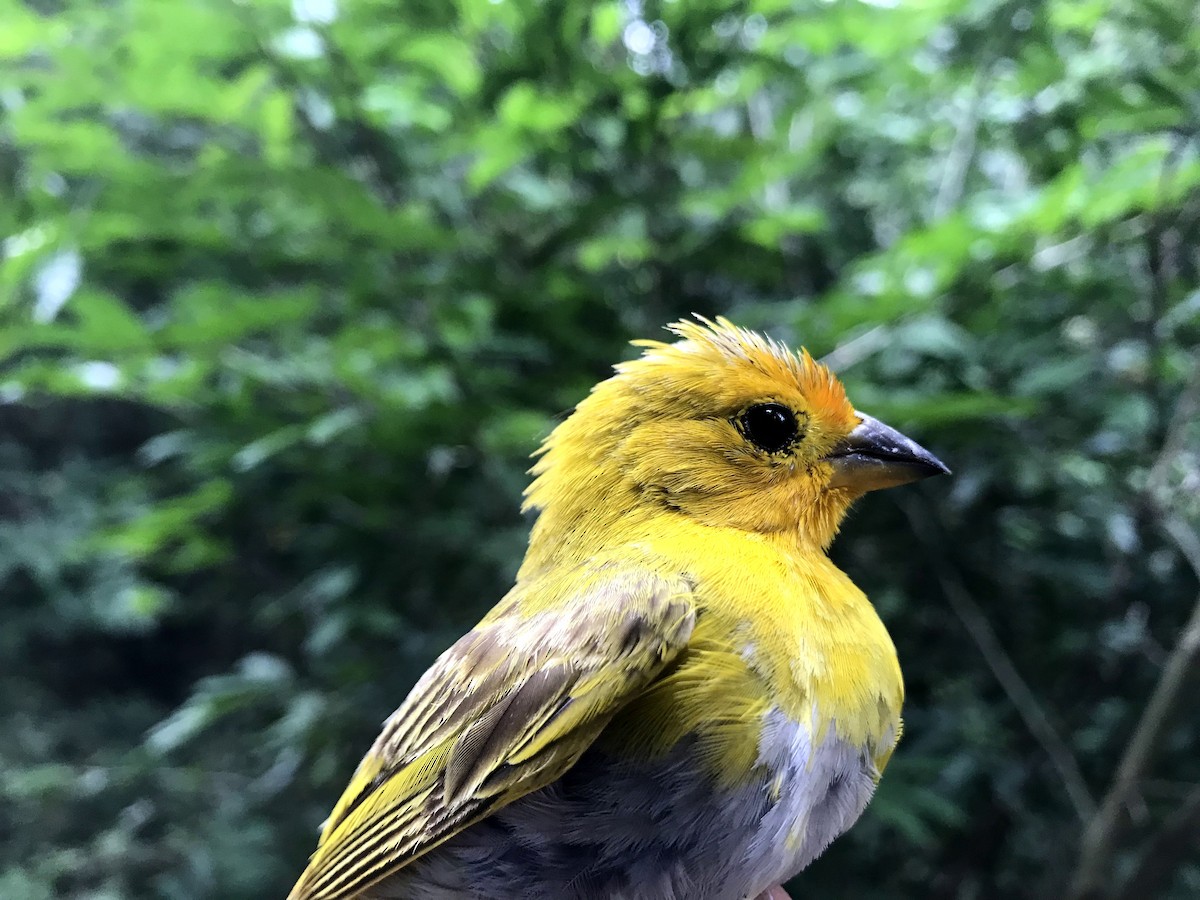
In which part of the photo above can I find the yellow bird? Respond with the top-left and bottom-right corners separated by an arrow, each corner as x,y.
289,317 -> 949,900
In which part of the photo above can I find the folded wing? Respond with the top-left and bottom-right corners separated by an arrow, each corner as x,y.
288,565 -> 697,900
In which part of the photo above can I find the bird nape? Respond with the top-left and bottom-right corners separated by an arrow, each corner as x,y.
288,316 -> 949,900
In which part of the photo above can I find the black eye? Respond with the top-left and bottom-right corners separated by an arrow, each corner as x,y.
738,403 -> 800,454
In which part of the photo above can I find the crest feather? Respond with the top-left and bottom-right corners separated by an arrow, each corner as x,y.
629,314 -> 853,425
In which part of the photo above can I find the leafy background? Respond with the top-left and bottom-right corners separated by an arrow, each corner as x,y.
2,0 -> 1198,897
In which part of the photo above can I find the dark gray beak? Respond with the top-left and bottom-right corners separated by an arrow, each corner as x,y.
826,412 -> 950,493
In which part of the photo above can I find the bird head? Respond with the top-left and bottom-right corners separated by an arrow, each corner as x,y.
522,317 -> 947,567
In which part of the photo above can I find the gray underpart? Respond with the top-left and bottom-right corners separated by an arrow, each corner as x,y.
366,710 -> 880,900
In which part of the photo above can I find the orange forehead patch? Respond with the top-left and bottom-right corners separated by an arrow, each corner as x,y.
627,316 -> 857,431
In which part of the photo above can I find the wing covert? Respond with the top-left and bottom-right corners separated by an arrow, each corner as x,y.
288,565 -> 696,900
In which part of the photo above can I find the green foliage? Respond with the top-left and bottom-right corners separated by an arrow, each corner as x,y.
2,0 -> 1198,897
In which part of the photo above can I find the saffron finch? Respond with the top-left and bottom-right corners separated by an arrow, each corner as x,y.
289,317 -> 949,900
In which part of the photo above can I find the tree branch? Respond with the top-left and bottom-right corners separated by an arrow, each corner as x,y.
1068,364 -> 1200,900
932,69 -> 985,220
820,324 -> 891,373
1111,785 -> 1200,900
1068,581 -> 1200,900
899,497 -> 1097,823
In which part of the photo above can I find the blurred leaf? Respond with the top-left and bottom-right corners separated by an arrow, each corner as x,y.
4,0 -> 1200,898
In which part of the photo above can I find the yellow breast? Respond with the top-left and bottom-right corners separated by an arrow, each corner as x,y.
600,521 -> 904,783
